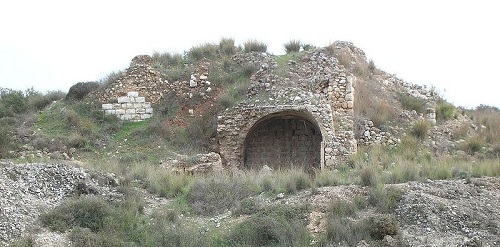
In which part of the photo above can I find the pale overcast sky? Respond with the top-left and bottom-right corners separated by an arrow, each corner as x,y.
1,0 -> 498,108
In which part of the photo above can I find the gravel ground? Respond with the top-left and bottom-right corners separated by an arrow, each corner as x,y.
0,161 -> 118,246
1,161 -> 499,246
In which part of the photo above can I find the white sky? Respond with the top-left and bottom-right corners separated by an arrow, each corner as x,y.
1,0 -> 499,108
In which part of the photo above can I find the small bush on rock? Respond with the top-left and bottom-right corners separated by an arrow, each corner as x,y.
284,39 -> 301,53
219,37 -> 236,55
399,93 -> 427,114
187,176 -> 255,215
243,40 -> 267,53
188,43 -> 218,61
360,166 -> 380,187
40,196 -> 112,232
369,214 -> 399,239
410,120 -> 430,140
65,82 -> 100,101
228,204 -> 310,247
436,100 -> 456,121
464,136 -> 484,155
368,186 -> 404,213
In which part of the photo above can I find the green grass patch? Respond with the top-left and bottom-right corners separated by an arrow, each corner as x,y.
398,92 -> 427,114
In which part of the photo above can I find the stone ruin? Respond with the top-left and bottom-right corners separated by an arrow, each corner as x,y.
94,41 -> 438,170
102,91 -> 153,121
218,45 -> 358,170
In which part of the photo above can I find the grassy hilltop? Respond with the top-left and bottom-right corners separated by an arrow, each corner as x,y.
2,38 -> 500,246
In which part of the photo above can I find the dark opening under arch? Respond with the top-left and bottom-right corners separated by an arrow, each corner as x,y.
243,111 -> 323,170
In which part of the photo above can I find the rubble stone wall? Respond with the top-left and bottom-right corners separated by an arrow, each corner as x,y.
102,91 -> 153,121
218,48 -> 359,169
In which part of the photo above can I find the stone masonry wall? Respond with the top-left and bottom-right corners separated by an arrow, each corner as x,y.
102,92 -> 153,121
218,48 -> 358,169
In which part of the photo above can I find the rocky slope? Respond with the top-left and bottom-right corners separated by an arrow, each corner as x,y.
0,161 -> 119,246
1,161 -> 499,246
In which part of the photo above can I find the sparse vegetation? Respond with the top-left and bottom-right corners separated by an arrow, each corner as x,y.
243,39 -> 267,53
65,82 -> 100,101
2,41 -> 500,246
436,100 -> 456,121
187,175 -> 255,215
463,136 -> 484,155
152,51 -> 184,68
284,39 -> 301,53
228,204 -> 311,247
368,186 -> 404,213
218,37 -> 236,55
398,92 -> 427,114
188,42 -> 218,61
410,120 -> 430,140
41,196 -> 112,232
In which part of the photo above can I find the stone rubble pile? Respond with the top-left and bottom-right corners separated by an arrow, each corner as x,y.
10,144 -> 77,161
90,55 -> 170,104
185,58 -> 216,102
0,162 -> 119,245
395,178 -> 500,246
357,120 -> 401,146
167,152 -> 223,174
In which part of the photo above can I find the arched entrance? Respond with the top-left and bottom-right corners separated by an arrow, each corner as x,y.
243,111 -> 323,170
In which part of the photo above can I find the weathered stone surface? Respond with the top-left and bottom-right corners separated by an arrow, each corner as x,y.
102,91 -> 153,122
218,47 -> 359,169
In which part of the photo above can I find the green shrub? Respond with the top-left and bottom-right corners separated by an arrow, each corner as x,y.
8,236 -> 35,247
283,169 -> 312,194
243,40 -> 267,53
186,176 -> 255,215
324,217 -> 370,246
360,166 -> 380,187
217,79 -> 248,109
436,101 -> 455,121
163,66 -> 191,82
399,93 -> 427,113
240,63 -> 259,78
40,196 -> 112,232
327,200 -> 357,218
219,37 -> 236,55
354,78 -> 397,126
0,90 -> 27,117
468,105 -> 500,145
368,59 -> 376,72
284,39 -> 301,53
464,137 -> 484,155
228,204 -> 310,247
152,51 -> 184,68
313,169 -> 339,187
100,71 -> 122,87
233,197 -> 260,216
188,43 -> 218,60
369,214 -> 399,240
301,43 -> 315,51
0,126 -> 13,158
66,82 -> 100,101
368,186 -> 404,213
410,120 -> 430,140
69,228 -> 106,247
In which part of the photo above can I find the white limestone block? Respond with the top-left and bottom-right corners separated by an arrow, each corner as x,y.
127,91 -> 139,97
102,104 -> 113,110
117,96 -> 130,103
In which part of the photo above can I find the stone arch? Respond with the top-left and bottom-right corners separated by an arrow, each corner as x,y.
242,110 -> 323,170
